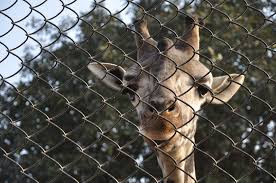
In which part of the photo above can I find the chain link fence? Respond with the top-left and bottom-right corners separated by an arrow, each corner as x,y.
0,0 -> 275,183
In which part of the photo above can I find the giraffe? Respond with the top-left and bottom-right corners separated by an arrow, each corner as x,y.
87,16 -> 244,183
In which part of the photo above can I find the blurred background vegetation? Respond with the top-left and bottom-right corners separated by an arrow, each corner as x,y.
0,0 -> 275,182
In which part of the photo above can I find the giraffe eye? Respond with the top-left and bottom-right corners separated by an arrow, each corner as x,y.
197,84 -> 210,97
122,84 -> 138,101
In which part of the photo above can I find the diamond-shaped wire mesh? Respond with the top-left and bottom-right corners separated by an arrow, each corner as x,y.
0,0 -> 275,183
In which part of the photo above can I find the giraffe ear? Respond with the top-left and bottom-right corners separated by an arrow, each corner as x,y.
88,63 -> 125,91
207,74 -> 245,104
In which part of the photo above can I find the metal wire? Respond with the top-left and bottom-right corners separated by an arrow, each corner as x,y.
0,0 -> 275,183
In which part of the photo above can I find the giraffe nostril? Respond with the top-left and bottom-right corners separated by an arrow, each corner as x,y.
149,100 -> 160,112
149,100 -> 177,113
167,103 -> 176,112
149,106 -> 155,113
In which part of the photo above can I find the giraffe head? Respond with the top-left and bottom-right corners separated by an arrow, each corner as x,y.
88,16 -> 244,146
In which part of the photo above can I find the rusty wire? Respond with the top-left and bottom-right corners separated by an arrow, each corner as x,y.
0,0 -> 275,183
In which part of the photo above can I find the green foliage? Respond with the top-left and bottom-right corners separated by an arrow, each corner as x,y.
0,0 -> 275,182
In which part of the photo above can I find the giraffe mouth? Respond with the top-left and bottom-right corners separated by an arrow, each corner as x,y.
139,111 -> 182,141
142,138 -> 170,148
153,139 -> 167,145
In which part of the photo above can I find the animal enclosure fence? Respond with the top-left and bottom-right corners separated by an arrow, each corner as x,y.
0,0 -> 275,183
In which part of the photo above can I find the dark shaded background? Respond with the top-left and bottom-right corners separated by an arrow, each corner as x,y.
0,0 -> 275,182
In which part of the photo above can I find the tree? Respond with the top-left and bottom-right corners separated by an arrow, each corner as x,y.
1,0 -> 275,182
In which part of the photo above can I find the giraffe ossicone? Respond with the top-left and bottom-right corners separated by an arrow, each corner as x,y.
88,15 -> 244,183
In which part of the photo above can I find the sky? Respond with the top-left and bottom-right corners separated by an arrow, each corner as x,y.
0,0 -> 133,85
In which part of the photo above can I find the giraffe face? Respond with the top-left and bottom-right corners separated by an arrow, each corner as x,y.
122,43 -> 212,141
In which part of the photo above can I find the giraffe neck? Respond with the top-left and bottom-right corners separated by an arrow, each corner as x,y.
154,111 -> 198,183
156,136 -> 196,183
